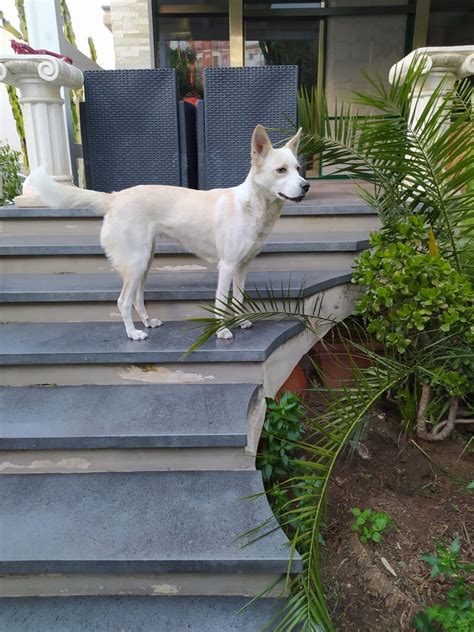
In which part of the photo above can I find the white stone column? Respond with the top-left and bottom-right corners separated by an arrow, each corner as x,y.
0,54 -> 83,206
389,46 -> 474,128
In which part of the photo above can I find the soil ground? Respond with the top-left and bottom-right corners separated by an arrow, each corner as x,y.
310,407 -> 473,631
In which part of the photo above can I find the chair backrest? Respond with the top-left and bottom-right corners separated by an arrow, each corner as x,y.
81,69 -> 196,192
195,100 -> 207,191
199,66 -> 298,190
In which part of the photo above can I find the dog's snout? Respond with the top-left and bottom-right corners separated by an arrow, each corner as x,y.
301,182 -> 310,193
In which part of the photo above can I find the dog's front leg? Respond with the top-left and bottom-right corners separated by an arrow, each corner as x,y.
233,265 -> 252,330
215,261 -> 235,339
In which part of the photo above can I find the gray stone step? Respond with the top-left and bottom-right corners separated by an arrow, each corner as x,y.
0,596 -> 285,631
1,204 -> 379,235
0,269 -> 351,302
0,384 -> 256,449
0,232 -> 370,255
0,180 -> 374,222
0,320 -> 303,366
0,184 -> 373,218
0,470 -> 300,575
0,269 -> 352,324
0,232 -> 369,273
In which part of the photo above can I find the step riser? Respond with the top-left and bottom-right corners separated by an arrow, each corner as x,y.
0,252 -> 359,274
0,295 -> 342,323
0,448 -> 255,473
0,572 -> 285,599
0,301 -> 206,323
1,215 -> 379,236
278,215 -> 378,232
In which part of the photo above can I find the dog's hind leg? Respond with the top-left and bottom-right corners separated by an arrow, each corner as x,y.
215,261 -> 235,340
233,265 -> 252,330
133,245 -> 162,329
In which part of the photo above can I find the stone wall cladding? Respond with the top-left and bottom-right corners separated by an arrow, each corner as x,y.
110,0 -> 153,69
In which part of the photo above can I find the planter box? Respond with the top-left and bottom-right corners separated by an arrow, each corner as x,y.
276,364 -> 308,400
311,338 -> 383,388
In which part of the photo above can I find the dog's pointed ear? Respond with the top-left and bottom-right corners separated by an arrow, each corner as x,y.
285,127 -> 302,156
251,125 -> 272,161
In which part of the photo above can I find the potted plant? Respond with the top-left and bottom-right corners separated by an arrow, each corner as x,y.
311,317 -> 383,388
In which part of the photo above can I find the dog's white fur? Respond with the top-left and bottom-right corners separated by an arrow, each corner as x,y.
26,125 -> 308,340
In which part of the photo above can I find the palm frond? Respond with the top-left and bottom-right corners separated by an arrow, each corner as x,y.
299,59 -> 474,275
256,352 -> 411,631
183,284 -> 334,357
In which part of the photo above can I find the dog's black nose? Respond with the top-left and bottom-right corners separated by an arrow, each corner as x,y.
302,182 -> 310,193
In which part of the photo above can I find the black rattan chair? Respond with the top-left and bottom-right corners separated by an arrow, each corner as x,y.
197,66 -> 298,189
81,69 -> 197,192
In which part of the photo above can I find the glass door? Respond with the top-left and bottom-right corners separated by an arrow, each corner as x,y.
244,3 -> 322,174
154,1 -> 323,97
154,1 -> 230,100
245,18 -> 321,92
244,2 -> 322,91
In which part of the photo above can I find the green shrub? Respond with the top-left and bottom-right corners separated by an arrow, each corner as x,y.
350,507 -> 395,544
353,216 -> 474,434
257,391 -> 304,483
413,538 -> 474,632
0,142 -> 22,204
256,392 -> 307,524
353,216 -> 473,358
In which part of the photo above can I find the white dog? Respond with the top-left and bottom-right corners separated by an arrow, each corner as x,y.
27,125 -> 309,341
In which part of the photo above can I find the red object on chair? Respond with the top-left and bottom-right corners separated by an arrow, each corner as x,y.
11,40 -> 73,64
183,96 -> 199,106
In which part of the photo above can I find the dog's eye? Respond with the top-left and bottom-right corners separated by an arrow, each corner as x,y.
276,167 -> 287,174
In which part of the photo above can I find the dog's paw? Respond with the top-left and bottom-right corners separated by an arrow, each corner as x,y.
146,318 -> 162,328
240,319 -> 253,329
216,327 -> 233,340
128,329 -> 149,341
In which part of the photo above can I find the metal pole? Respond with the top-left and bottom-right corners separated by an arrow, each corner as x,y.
229,0 -> 245,67
413,0 -> 431,49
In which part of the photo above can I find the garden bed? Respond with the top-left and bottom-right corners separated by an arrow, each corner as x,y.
316,410 -> 473,631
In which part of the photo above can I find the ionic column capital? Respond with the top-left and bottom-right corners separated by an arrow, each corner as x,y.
0,54 -> 83,89
389,46 -> 474,85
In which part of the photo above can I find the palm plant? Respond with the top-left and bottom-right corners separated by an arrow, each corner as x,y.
245,351 -> 412,631
297,85 -> 326,175
303,62 -> 473,273
186,59 -> 473,630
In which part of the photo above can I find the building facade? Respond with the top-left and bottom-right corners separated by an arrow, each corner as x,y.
109,1 -> 472,107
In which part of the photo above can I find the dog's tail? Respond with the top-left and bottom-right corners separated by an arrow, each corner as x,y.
25,167 -> 111,215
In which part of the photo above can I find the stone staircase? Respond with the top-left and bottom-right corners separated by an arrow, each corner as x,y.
0,182 -> 378,630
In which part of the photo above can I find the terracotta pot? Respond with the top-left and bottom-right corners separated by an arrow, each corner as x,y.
276,364 -> 308,400
311,339 -> 383,388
